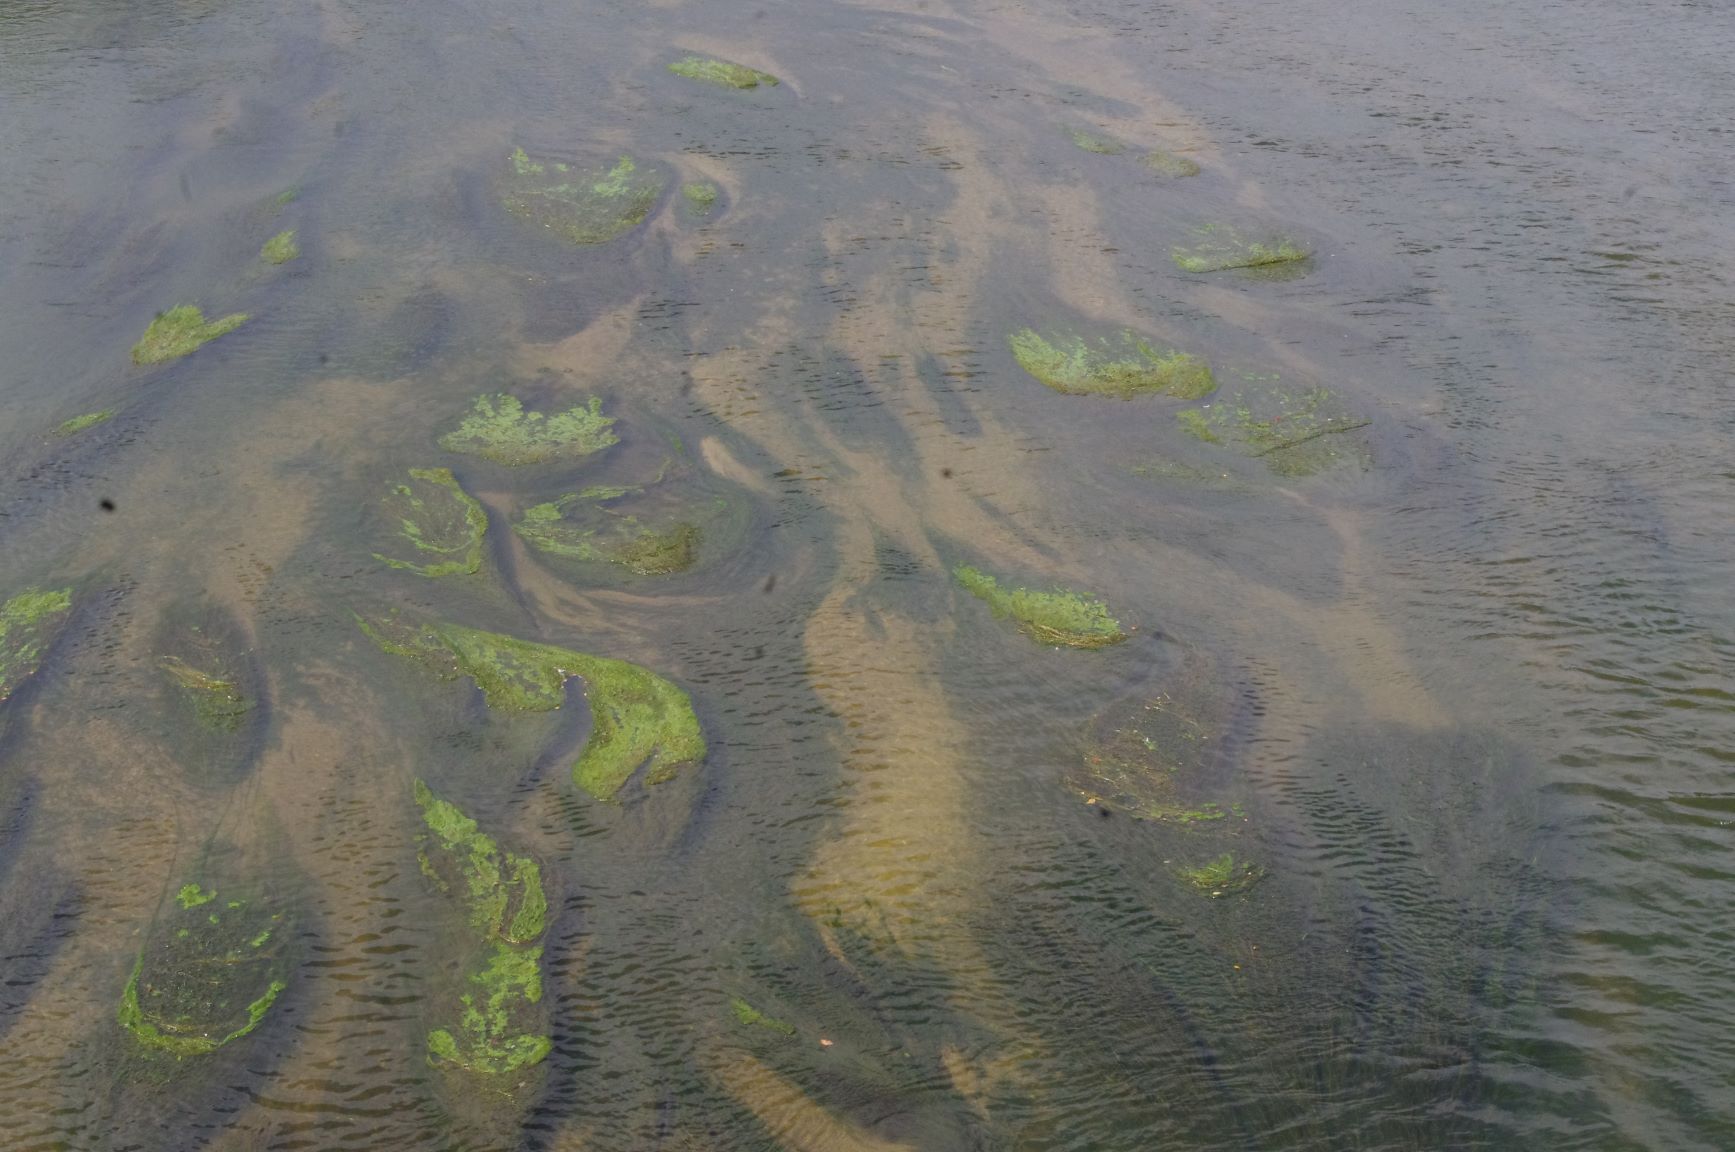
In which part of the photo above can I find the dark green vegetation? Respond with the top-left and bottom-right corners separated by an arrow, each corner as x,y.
439,394 -> 618,467
415,781 -> 551,1075
1069,128 -> 1126,155
1171,224 -> 1311,274
668,55 -> 779,89
1010,328 -> 1215,399
53,410 -> 115,436
500,148 -> 666,246
374,468 -> 487,577
729,997 -> 795,1036
514,486 -> 700,577
1142,150 -> 1201,177
360,614 -> 706,801
160,657 -> 250,731
1176,852 -> 1265,896
1066,663 -> 1238,824
0,587 -> 72,703
260,230 -> 299,264
1178,381 -> 1372,476
682,181 -> 719,214
953,566 -> 1124,648
116,886 -> 289,1057
130,306 -> 247,366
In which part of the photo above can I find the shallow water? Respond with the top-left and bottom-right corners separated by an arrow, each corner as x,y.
1,0 -> 1732,1147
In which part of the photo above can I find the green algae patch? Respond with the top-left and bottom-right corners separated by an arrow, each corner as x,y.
440,393 -> 618,467
274,188 -> 299,207
1010,328 -> 1215,400
374,467 -> 487,577
669,55 -> 779,89
515,487 -> 700,577
682,181 -> 719,214
117,885 -> 290,1057
131,305 -> 248,366
54,410 -> 115,437
260,230 -> 299,264
160,656 -> 250,731
1069,128 -> 1125,155
1176,852 -> 1265,897
360,615 -> 706,800
0,587 -> 72,704
730,997 -> 795,1036
415,781 -> 551,1076
1172,224 -> 1311,274
1177,382 -> 1371,477
1142,150 -> 1200,177
500,148 -> 666,246
954,566 -> 1124,649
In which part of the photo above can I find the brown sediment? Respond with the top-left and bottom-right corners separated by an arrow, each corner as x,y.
710,1051 -> 920,1152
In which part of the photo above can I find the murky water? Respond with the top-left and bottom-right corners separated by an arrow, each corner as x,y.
2,0 -> 1732,1147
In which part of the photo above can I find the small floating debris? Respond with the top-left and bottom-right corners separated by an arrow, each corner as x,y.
374,467 -> 487,577
438,393 -> 618,467
1010,328 -> 1215,400
260,230 -> 299,265
954,565 -> 1125,649
668,55 -> 779,89
131,305 -> 248,366
1171,224 -> 1310,274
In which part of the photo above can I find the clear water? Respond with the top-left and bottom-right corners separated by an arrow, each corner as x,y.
1,0 -> 1732,1147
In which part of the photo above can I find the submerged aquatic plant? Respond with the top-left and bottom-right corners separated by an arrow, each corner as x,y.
730,997 -> 795,1036
953,566 -> 1124,649
439,393 -> 618,467
131,306 -> 248,366
1069,128 -> 1126,155
415,781 -> 551,1075
500,149 -> 666,246
360,614 -> 706,800
1176,852 -> 1265,896
1010,328 -> 1215,400
374,467 -> 487,577
53,410 -> 115,437
1171,224 -> 1311,274
668,55 -> 779,89
160,656 -> 250,731
514,487 -> 701,576
260,230 -> 299,264
1177,383 -> 1371,476
1142,150 -> 1201,177
682,181 -> 719,214
116,885 -> 289,1057
0,587 -> 72,703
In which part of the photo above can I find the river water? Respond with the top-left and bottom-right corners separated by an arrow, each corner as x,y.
0,0 -> 1731,1148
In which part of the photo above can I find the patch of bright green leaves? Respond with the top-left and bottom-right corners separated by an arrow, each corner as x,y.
1172,224 -> 1311,273
730,997 -> 795,1035
682,181 -> 719,214
1176,852 -> 1265,897
131,306 -> 247,366
0,587 -> 72,703
1010,328 -> 1215,399
439,394 -> 618,467
261,230 -> 299,264
668,55 -> 779,89
54,410 -> 115,437
374,467 -> 487,577
954,566 -> 1124,649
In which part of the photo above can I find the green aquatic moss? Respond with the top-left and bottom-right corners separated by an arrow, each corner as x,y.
361,615 -> 706,800
0,587 -> 72,704
428,941 -> 552,1075
1069,128 -> 1125,155
515,490 -> 701,577
274,188 -> 298,206
439,394 -> 618,467
117,887 -> 289,1056
1171,224 -> 1311,273
415,781 -> 547,945
1177,384 -> 1371,476
954,566 -> 1124,649
668,55 -> 779,89
374,467 -> 487,577
260,230 -> 299,264
54,410 -> 115,437
1142,150 -> 1201,177
501,149 -> 666,246
1010,328 -> 1215,400
160,656 -> 250,730
131,305 -> 248,366
1176,853 -> 1265,896
730,997 -> 795,1035
682,181 -> 719,214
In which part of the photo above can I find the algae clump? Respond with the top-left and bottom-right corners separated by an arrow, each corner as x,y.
54,410 -> 115,437
1172,224 -> 1311,274
116,885 -> 289,1057
439,393 -> 618,467
1177,383 -> 1371,477
514,487 -> 701,577
0,587 -> 72,703
954,566 -> 1124,649
682,181 -> 719,214
1010,328 -> 1215,400
415,781 -> 551,1075
500,149 -> 666,246
1176,852 -> 1265,897
374,467 -> 487,577
360,615 -> 706,800
160,657 -> 250,731
1069,128 -> 1125,155
730,997 -> 795,1036
260,230 -> 299,264
131,306 -> 248,366
668,55 -> 779,89
1142,150 -> 1201,177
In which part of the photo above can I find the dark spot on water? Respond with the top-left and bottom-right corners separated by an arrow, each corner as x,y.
99,499 -> 115,512
318,352 -> 329,365
1097,805 -> 1111,818
762,573 -> 776,593
941,467 -> 953,478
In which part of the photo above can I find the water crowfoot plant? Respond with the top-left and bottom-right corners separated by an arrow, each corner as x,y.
131,306 -> 248,365
953,565 -> 1125,648
1010,328 -> 1215,399
668,55 -> 779,89
439,394 -> 618,466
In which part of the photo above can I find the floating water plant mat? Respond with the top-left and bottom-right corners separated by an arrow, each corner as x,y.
1177,380 -> 1371,477
1010,327 -> 1215,399
374,468 -> 487,577
500,148 -> 666,246
117,882 -> 291,1057
668,55 -> 779,89
131,306 -> 247,365
439,393 -> 618,467
1171,224 -> 1311,274
0,586 -> 72,704
260,230 -> 299,265
360,612 -> 705,801
415,781 -> 551,1076
954,565 -> 1125,648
